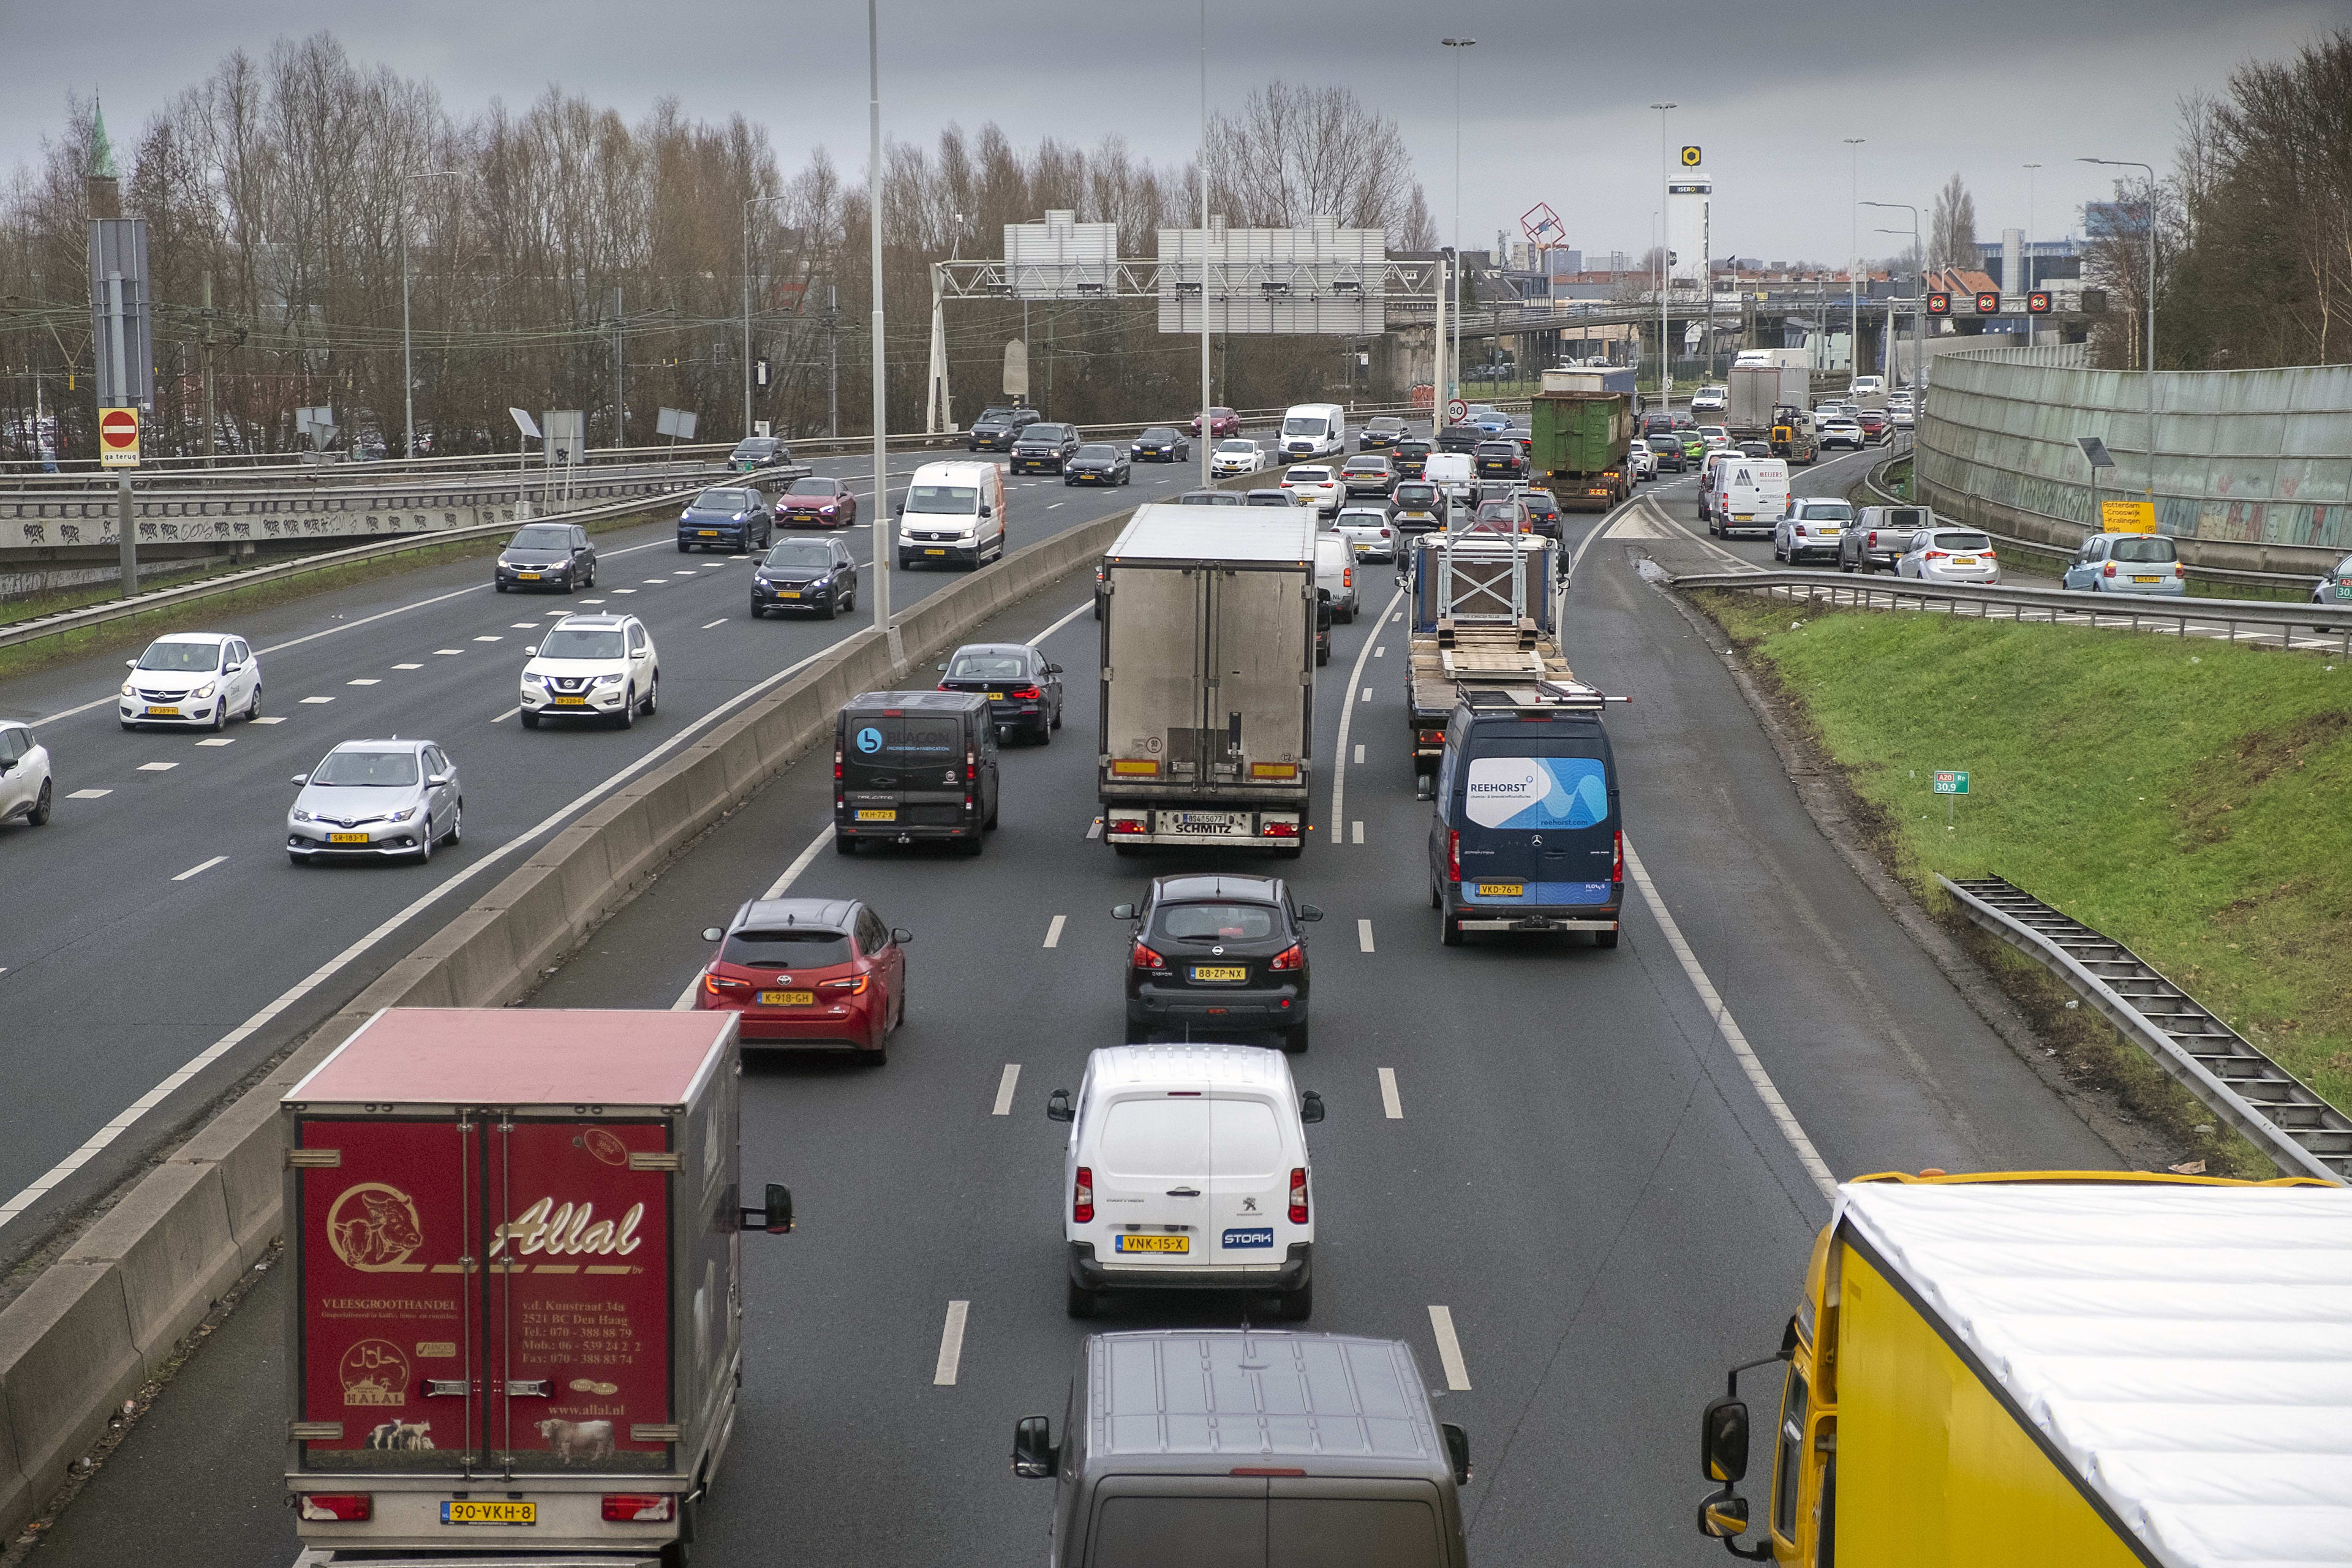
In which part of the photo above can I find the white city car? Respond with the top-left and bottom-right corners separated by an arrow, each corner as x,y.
0,721 -> 53,829
286,739 -> 462,864
1209,439 -> 1266,478
518,613 -> 661,729
1278,466 -> 1343,516
119,632 -> 262,731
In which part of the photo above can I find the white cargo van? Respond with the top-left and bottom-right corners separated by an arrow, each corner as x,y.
895,458 -> 1008,570
1278,402 -> 1347,460
1423,451 -> 1476,512
1705,456 -> 1790,540
1314,533 -> 1359,624
1047,1043 -> 1324,1320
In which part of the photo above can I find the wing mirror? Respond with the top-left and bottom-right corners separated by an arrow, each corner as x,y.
1045,663 -> 1063,675
1110,903 -> 1136,921
1697,1491 -> 1752,1541
524,645 -> 539,657
891,927 -> 913,945
980,503 -> 993,517
290,774 -> 309,786
1300,1091 -> 1325,1125
426,772 -> 451,788
1701,1397 -> 1751,1483
1046,1089 -> 1074,1123
736,1182 -> 793,1235
1441,1422 -> 1472,1486
1011,1415 -> 1059,1479
1296,904 -> 1324,922
126,659 -> 138,669
701,927 -> 726,942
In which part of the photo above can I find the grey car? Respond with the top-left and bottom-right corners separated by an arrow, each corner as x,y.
2311,552 -> 2352,618
494,521 -> 596,593
287,739 -> 461,865
2061,532 -> 2183,595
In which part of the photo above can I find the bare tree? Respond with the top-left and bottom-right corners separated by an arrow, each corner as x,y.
1207,82 -> 1434,247
1928,173 -> 1978,273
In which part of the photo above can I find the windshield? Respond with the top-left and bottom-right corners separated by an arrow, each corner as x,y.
1797,502 -> 1853,521
1100,1098 -> 1283,1180
536,627 -> 627,660
693,489 -> 753,512
1282,416 -> 1329,436
906,484 -> 979,514
1140,429 -> 1177,441
1933,533 -> 1995,552
1076,444 -> 1120,460
1286,468 -> 1330,483
763,541 -> 836,570
508,526 -> 572,550
785,477 -> 837,497
977,407 -> 1015,422
720,926 -> 853,967
728,439 -> 773,456
1177,491 -> 1240,505
137,641 -> 221,672
1019,425 -> 1065,442
312,750 -> 420,787
948,650 -> 1028,680
2112,537 -> 2177,563
1395,484 -> 1438,507
1216,439 -> 1254,453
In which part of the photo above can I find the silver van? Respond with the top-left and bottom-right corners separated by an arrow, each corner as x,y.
1013,1330 -> 1472,1568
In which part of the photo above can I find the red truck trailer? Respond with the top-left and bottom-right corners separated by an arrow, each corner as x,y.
281,1008 -> 791,1567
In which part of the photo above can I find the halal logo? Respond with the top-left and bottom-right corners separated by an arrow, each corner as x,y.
339,1338 -> 412,1407
326,1182 -> 426,1272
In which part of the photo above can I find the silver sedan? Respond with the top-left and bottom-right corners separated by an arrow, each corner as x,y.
286,739 -> 462,865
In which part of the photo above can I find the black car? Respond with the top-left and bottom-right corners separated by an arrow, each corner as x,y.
676,485 -> 775,553
1640,412 -> 1677,440
937,641 -> 1065,744
494,522 -> 597,593
728,435 -> 793,472
1011,423 -> 1080,473
1392,438 -> 1433,478
1130,427 -> 1191,462
1649,439 -> 1689,474
832,690 -> 1001,856
968,405 -> 1039,452
1242,489 -> 1291,507
1738,440 -> 1773,459
1113,873 -> 1324,1050
751,535 -> 858,620
1474,440 -> 1526,480
1520,489 -> 1564,538
1436,423 -> 1484,454
1065,443 -> 1132,486
1358,415 -> 1407,451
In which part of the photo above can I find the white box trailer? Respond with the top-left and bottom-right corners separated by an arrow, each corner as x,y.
1098,506 -> 1317,854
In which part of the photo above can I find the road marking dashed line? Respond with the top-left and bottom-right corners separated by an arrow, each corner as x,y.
1042,914 -> 1066,948
933,1301 -> 971,1385
1357,918 -> 1375,952
992,1065 -> 1022,1116
172,856 -> 227,882
1379,1067 -> 1403,1120
1427,1305 -> 1471,1389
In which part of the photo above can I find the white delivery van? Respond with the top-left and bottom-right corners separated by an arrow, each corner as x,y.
1278,402 -> 1347,460
1423,451 -> 1477,513
1706,456 -> 1790,540
895,459 -> 1008,570
1314,532 -> 1359,624
1047,1043 -> 1324,1321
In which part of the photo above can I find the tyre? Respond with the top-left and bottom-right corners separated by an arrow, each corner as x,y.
1430,881 -> 1442,910
247,684 -> 263,721
862,1038 -> 888,1067
561,575 -> 575,594
1278,1021 -> 1308,1054
288,851 -> 307,866
1050,702 -> 1063,731
961,833 -> 985,857
417,816 -> 434,864
641,674 -> 658,716
835,833 -> 857,856
1594,927 -> 1620,949
1065,1279 -> 1100,1320
616,686 -> 637,729
677,541 -> 690,554
1337,605 -> 1354,625
519,709 -> 541,729
495,580 -> 509,593
750,604 -> 766,619
1840,557 -> 1856,574
1316,646 -> 1330,667
29,778 -> 52,826
984,793 -> 999,828
210,695 -> 228,732
822,596 -> 836,620
658,1490 -> 700,1568
1441,913 -> 1464,947
1276,1280 -> 1313,1322
447,802 -> 462,845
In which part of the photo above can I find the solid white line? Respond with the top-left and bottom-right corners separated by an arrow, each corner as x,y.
1357,918 -> 1374,953
489,707 -> 519,723
992,1063 -> 1022,1116
172,855 -> 227,882
1621,835 -> 1836,1200
1031,597 -> 1095,646
1042,914 -> 1066,949
1329,584 -> 1404,840
933,1300 -> 971,1385
1428,1305 -> 1472,1390
1378,1066 -> 1403,1120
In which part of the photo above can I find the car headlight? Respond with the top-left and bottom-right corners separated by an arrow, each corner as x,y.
522,671 -> 546,685
388,807 -> 417,823
121,680 -> 135,696
194,682 -> 216,699
596,672 -> 627,686
291,809 -> 312,823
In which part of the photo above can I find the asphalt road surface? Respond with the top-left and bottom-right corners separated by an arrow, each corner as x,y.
28,473 -> 2125,1567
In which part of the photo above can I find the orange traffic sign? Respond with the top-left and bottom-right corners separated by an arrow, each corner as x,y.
99,405 -> 141,468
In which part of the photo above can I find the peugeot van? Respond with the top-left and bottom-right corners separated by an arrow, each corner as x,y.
832,690 -> 1001,854
895,459 -> 1008,570
1428,688 -> 1622,947
1277,402 -> 1348,460
1704,456 -> 1790,540
1423,451 -> 1477,513
1046,1044 -> 1323,1320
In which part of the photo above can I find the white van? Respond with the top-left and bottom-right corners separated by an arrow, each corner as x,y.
1314,532 -> 1359,624
1706,456 -> 1791,540
895,459 -> 1008,570
1423,451 -> 1476,513
1047,1043 -> 1323,1321
1278,402 -> 1348,460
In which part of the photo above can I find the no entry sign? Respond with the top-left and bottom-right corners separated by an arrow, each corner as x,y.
99,406 -> 141,468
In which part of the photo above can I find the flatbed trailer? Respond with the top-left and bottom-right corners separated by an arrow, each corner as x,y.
1402,531 -> 1569,786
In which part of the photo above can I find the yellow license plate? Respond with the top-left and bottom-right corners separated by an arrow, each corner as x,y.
442,1500 -> 535,1526
328,832 -> 370,844
925,548 -> 947,556
698,529 -> 719,537
1191,965 -> 1248,982
554,695 -> 587,705
856,809 -> 895,821
1954,558 -> 1980,565
1477,882 -> 1524,897
518,572 -> 540,580
758,990 -> 815,1006
987,691 -> 1005,700
1114,1235 -> 1190,1254
780,590 -> 801,599
144,706 -> 180,716
2134,575 -> 2161,582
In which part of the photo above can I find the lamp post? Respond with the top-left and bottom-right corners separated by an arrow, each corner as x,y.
1651,102 -> 1676,409
1198,0 -> 1213,489
399,169 -> 464,460
1861,201 -> 1921,398
868,0 -> 892,647
743,193 -> 790,440
2078,156 -> 2158,509
1443,39 -> 1476,408
1843,139 -> 1864,374
2022,163 -> 2041,321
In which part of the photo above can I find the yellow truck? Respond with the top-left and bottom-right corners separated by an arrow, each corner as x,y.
1693,1171 -> 2350,1566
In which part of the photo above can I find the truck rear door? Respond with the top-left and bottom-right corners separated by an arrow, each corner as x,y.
1104,566 -> 1205,785
1206,567 -> 1308,786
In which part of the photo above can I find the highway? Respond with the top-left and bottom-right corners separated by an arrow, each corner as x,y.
0,437 -> 1240,1262
25,462 -> 2133,1566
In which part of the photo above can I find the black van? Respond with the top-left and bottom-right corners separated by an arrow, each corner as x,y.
834,690 -> 1001,855
1426,687 -> 1621,947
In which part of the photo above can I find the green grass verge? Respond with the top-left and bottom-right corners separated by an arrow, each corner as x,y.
1697,591 -> 2352,1175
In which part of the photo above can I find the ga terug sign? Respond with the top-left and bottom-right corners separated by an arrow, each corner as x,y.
99,405 -> 141,468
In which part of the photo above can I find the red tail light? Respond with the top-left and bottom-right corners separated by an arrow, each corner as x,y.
1131,942 -> 1167,970
1074,1167 -> 1095,1224
1611,830 -> 1624,886
1262,820 -> 1300,838
704,972 -> 748,995
833,745 -> 843,782
1010,685 -> 1042,700
1447,829 -> 1461,884
298,1495 -> 372,1522
2103,562 -> 2117,577
819,974 -> 869,994
1926,550 -> 1950,560
1343,567 -> 1352,588
2173,564 -> 2186,578
601,1494 -> 676,1523
966,750 -> 976,782
1288,1168 -> 1309,1224
1270,944 -> 1304,971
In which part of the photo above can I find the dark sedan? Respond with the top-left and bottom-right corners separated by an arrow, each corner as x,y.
1114,873 -> 1322,1052
1474,440 -> 1527,480
1011,423 -> 1080,473
1392,438 -> 1433,478
1339,454 -> 1395,497
494,522 -> 597,593
937,641 -> 1064,744
1649,439 -> 1689,473
751,535 -> 859,619
1436,423 -> 1484,454
1359,415 -> 1408,451
1520,488 -> 1564,537
776,475 -> 859,529
1130,427 -> 1191,462
968,405 -> 1039,451
1186,407 -> 1240,440
728,435 -> 793,472
677,486 -> 774,553
1242,489 -> 1291,507
1065,443 -> 1131,486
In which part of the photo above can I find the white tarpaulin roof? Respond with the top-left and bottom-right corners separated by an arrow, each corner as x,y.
1839,1181 -> 2352,1568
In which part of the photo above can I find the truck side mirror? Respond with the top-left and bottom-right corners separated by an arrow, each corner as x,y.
1011,1415 -> 1058,1479
738,1182 -> 794,1235
980,503 -> 993,517
1441,1422 -> 1472,1486
1702,1396 -> 1750,1482
1300,1091 -> 1325,1125
1046,1089 -> 1074,1124
1697,1490 -> 1751,1540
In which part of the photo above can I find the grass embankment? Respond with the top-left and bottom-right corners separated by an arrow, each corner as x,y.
1699,593 -> 2352,1174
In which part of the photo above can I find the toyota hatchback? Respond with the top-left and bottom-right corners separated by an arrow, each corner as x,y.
1112,874 -> 1322,1051
287,739 -> 461,864
696,896 -> 909,1060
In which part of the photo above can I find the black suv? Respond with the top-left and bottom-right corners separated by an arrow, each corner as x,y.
1474,440 -> 1526,480
1112,873 -> 1324,1051
1359,415 -> 1408,451
1436,423 -> 1484,454
967,405 -> 1039,452
1010,423 -> 1080,473
751,535 -> 858,620
1392,438 -> 1433,478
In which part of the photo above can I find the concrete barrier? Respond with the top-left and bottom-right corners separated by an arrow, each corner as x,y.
0,494 -> 1145,1541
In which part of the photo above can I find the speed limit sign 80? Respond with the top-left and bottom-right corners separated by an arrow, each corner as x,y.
1446,398 -> 1469,422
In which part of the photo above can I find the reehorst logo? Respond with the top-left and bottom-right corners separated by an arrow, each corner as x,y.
492,1199 -> 646,1258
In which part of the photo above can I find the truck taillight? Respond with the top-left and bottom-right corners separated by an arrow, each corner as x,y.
1074,1167 -> 1094,1224
1447,829 -> 1460,884
1261,820 -> 1300,838
1289,1168 -> 1309,1224
1612,829 -> 1624,886
601,1494 -> 676,1523
1132,942 -> 1167,970
1270,944 -> 1304,971
299,1494 -> 372,1522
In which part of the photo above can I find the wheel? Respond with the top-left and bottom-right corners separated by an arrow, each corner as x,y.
1337,605 -> 1354,625
1278,1021 -> 1308,1054
1065,1279 -> 1101,1319
616,686 -> 637,728
519,709 -> 541,729
210,693 -> 228,732
641,674 -> 659,716
750,604 -> 766,619
495,580 -> 510,593
288,851 -> 308,866
961,833 -> 985,857
1441,913 -> 1463,946
1316,646 -> 1330,667
247,684 -> 262,721
984,793 -> 999,829
677,541 -> 690,554
584,564 -> 596,588
561,575 -> 575,594
28,778 -> 52,826
835,833 -> 857,856
822,595 -> 836,620
1050,702 -> 1063,731
1840,557 -> 1855,574
1430,881 -> 1442,910
417,815 -> 434,864
1121,470 -> 1132,485
658,1488 -> 700,1568
1594,927 -> 1620,949
1276,1280 -> 1313,1322
862,1038 -> 888,1067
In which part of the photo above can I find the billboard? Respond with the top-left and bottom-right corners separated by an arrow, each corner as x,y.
1004,211 -> 1118,300
1156,216 -> 1384,335
1667,175 -> 1711,288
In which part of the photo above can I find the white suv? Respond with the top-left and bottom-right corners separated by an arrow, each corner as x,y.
518,613 -> 660,729
0,722 -> 53,829
1689,385 -> 1728,414
119,632 -> 262,731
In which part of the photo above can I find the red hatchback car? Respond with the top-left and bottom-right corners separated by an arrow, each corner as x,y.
1856,409 -> 1890,443
1187,406 -> 1240,440
696,896 -> 909,1061
776,475 -> 859,529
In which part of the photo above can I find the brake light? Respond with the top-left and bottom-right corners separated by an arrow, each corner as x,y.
704,973 -> 748,994
1611,829 -> 1624,886
1793,526 -> 1807,536
1074,1167 -> 1094,1224
2103,562 -> 2117,577
966,749 -> 976,783
601,1494 -> 676,1523
1447,829 -> 1461,884
1131,942 -> 1167,970
820,974 -> 869,994
1343,567 -> 1352,588
1009,685 -> 1042,700
834,744 -> 843,782
298,1495 -> 372,1522
1261,820 -> 1300,838
1107,816 -> 1149,834
1289,1168 -> 1309,1224
2173,564 -> 2186,578
1270,944 -> 1304,971
1926,550 -> 1950,560
1983,549 -> 1997,559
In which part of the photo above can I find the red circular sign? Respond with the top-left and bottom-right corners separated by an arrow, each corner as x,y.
100,409 -> 139,449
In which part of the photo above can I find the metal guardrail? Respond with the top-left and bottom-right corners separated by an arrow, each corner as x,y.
1941,876 -> 2348,1183
1672,567 -> 2352,655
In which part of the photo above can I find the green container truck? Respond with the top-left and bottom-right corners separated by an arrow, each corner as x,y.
1530,390 -> 1632,511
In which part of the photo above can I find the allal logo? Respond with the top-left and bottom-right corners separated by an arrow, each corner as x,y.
326,1182 -> 426,1272
340,1339 -> 412,1407
492,1198 -> 646,1259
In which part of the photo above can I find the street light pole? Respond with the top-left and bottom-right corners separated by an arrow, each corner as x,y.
399,169 -> 462,460
743,193 -> 790,440
869,0 -> 892,649
1199,0 -> 1213,489
2079,156 -> 2158,508
1861,201 -> 1921,397
1843,139 -> 1864,375
1443,39 -> 1476,410
2022,163 -> 2041,330
1652,103 -> 1676,409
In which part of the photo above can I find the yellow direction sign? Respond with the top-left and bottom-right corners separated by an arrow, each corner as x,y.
1681,145 -> 1702,167
2101,499 -> 2157,533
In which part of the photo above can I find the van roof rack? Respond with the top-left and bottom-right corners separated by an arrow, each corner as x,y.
1456,680 -> 1628,714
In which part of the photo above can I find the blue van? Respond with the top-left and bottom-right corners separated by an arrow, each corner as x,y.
1426,688 -> 1621,947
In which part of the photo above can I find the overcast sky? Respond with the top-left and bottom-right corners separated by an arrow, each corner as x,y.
4,0 -> 2339,266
